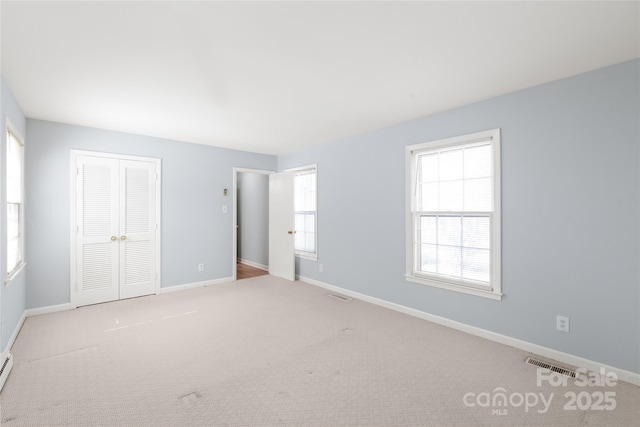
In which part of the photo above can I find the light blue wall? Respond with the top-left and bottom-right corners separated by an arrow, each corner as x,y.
279,60 -> 640,374
25,120 -> 277,309
237,172 -> 269,267
0,77 -> 27,352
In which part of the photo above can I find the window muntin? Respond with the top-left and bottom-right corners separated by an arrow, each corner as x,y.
293,166 -> 317,258
407,129 -> 501,299
6,122 -> 25,281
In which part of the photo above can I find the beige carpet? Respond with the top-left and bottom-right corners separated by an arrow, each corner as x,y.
1,275 -> 638,426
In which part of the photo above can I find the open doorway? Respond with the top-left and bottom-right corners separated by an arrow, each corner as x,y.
233,168 -> 272,280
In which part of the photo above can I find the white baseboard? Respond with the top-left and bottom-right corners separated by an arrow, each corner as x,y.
25,303 -> 72,318
237,258 -> 268,271
298,275 -> 640,386
159,277 -> 233,294
3,311 -> 26,356
13,277 -> 232,321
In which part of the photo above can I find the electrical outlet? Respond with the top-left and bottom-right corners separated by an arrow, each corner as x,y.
556,315 -> 570,333
319,264 -> 323,272
198,263 -> 205,272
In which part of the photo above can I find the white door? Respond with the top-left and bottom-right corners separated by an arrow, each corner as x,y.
269,171 -> 295,281
118,160 -> 158,299
73,153 -> 159,307
75,155 -> 120,306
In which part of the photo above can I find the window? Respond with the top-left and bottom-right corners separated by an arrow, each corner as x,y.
6,121 -> 25,282
292,165 -> 317,259
406,129 -> 501,300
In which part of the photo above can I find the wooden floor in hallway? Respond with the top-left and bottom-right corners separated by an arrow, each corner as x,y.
237,262 -> 269,280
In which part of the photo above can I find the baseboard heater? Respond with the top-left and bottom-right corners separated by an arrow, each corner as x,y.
0,353 -> 13,392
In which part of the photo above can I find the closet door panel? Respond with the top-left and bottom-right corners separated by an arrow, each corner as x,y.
119,160 -> 157,299
75,156 -> 120,306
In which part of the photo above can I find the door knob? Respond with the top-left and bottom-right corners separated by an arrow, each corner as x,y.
111,236 -> 117,241
287,230 -> 294,234
120,235 -> 127,240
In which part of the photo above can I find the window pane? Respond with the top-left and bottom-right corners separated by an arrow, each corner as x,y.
462,248 -> 490,283
419,216 -> 437,244
462,216 -> 490,249
7,133 -> 22,202
295,231 -> 305,250
295,175 -> 304,211
439,149 -> 463,181
294,171 -> 315,211
439,180 -> 463,211
418,153 -> 438,183
418,182 -> 438,211
305,213 -> 315,232
464,178 -> 492,211
419,243 -> 437,273
305,232 -> 315,252
295,211 -> 315,252
294,177 -> 304,211
464,144 -> 491,179
437,216 -> 461,247
7,202 -> 21,273
309,173 -> 317,210
438,245 -> 461,277
295,213 -> 305,231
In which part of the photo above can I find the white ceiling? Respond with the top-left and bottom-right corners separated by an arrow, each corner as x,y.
1,1 -> 638,155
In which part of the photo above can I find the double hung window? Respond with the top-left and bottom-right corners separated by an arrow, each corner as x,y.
6,121 -> 25,282
293,166 -> 317,259
406,129 -> 501,300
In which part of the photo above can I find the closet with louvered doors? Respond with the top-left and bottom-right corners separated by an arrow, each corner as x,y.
70,151 -> 161,308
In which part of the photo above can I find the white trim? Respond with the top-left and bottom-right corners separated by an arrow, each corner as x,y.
284,164 -> 318,174
296,251 -> 318,261
69,150 -> 162,308
232,167 -> 274,281
3,311 -> 26,355
298,275 -> 640,387
69,149 -> 161,164
237,258 -> 268,271
405,274 -> 502,300
4,262 -> 26,285
25,303 -> 72,317
159,277 -> 233,294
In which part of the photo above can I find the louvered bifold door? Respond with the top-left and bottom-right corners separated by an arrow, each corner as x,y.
118,160 -> 157,299
76,156 -> 120,306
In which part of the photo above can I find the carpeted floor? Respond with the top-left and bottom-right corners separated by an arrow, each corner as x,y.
1,275 -> 638,426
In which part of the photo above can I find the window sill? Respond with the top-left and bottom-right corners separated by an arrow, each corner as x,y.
405,274 -> 502,301
5,262 -> 26,287
295,252 -> 318,261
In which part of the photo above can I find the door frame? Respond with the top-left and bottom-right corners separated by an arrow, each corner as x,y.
232,167 -> 274,281
69,149 -> 162,308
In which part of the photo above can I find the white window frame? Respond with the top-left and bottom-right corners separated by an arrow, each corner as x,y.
406,129 -> 502,300
5,118 -> 26,284
288,164 -> 318,261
